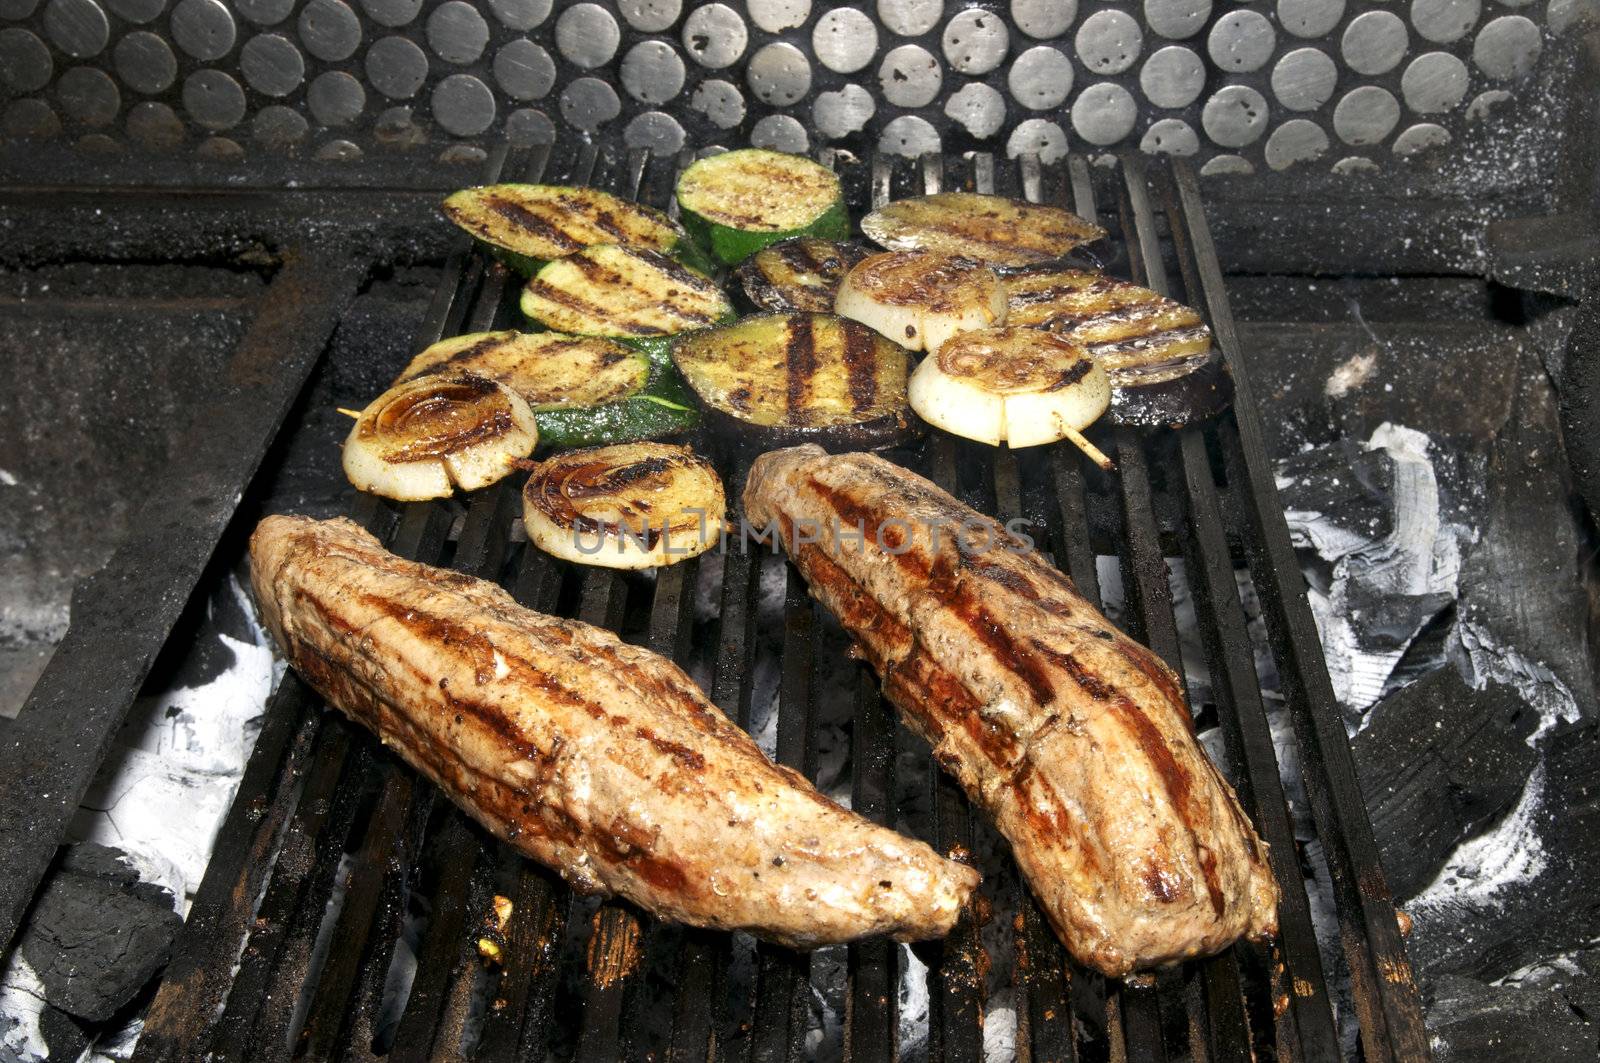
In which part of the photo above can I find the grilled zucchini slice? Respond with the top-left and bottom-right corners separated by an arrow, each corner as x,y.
519,244 -> 734,357
909,327 -> 1110,456
393,329 -> 693,449
522,442 -> 725,569
834,251 -> 1007,353
672,313 -> 915,448
397,330 -> 648,408
1005,268 -> 1232,427
861,192 -> 1105,268
343,375 -> 538,500
736,238 -> 871,313
440,184 -> 705,276
675,149 -> 849,265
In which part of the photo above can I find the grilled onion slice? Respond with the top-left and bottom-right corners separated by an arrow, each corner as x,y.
343,375 -> 538,500
671,312 -> 914,447
522,442 -> 725,569
736,238 -> 872,313
860,193 -> 1105,268
1005,268 -> 1231,427
909,327 -> 1111,463
834,251 -> 1007,354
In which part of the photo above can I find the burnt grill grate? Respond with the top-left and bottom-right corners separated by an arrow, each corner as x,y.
11,138 -> 1426,1062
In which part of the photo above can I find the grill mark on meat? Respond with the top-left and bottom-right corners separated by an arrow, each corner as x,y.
785,314 -> 817,416
841,320 -> 880,414
1023,634 -> 1219,909
787,530 -> 1111,880
634,725 -> 707,771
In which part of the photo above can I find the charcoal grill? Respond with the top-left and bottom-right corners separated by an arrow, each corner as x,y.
0,138 -> 1428,1062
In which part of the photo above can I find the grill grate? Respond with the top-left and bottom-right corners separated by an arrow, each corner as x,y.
68,137 -> 1427,1061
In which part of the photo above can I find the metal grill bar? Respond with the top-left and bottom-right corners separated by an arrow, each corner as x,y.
82,138 -> 1423,1063
1168,162 -> 1429,1062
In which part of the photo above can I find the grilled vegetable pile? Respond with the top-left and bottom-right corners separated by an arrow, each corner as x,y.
341,152 -> 1231,520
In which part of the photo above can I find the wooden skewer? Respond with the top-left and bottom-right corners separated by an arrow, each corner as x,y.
335,407 -> 363,420
1062,425 -> 1116,472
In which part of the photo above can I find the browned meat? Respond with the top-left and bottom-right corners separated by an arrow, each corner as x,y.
744,446 -> 1278,975
249,515 -> 978,949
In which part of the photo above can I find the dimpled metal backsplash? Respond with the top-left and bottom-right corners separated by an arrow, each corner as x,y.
0,0 -> 1587,172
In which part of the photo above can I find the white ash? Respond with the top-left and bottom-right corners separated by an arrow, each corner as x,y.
982,987 -> 1018,1063
1452,621 -> 1580,743
897,941 -> 931,1061
0,955 -> 49,1063
1410,764 -> 1548,916
1279,423 -> 1473,719
65,573 -> 283,908
1324,350 -> 1379,399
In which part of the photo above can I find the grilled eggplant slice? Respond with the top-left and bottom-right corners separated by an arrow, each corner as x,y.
676,149 -> 849,265
672,313 -> 916,448
861,192 -> 1105,268
736,238 -> 871,313
909,327 -> 1111,462
1005,268 -> 1233,427
520,244 -> 734,361
343,375 -> 538,500
392,329 -> 695,449
522,442 -> 725,569
440,184 -> 707,276
835,251 -> 1007,354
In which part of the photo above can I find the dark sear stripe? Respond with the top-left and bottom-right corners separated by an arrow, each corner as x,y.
1045,359 -> 1094,392
638,248 -> 711,289
840,319 -> 880,413
409,335 -> 506,378
1028,636 -> 1224,915
526,280 -> 656,335
585,206 -> 631,242
784,314 -> 817,419
489,198 -> 582,253
774,239 -> 826,277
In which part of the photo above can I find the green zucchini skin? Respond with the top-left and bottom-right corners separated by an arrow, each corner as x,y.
675,149 -> 849,266
681,199 -> 850,268
534,339 -> 702,448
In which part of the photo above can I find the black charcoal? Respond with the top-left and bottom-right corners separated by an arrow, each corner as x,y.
1427,973 -> 1594,1063
1352,667 -> 1538,900
15,842 -> 181,1024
